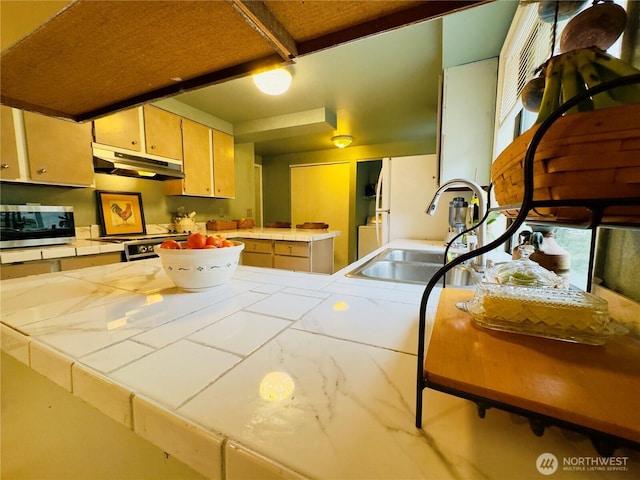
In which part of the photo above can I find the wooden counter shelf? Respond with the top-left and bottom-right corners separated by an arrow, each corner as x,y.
421,288 -> 640,456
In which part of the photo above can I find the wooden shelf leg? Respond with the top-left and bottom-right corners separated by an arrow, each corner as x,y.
475,402 -> 490,419
529,417 -> 547,437
590,435 -> 618,457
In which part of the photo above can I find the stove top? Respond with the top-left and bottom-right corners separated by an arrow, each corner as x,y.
91,232 -> 189,260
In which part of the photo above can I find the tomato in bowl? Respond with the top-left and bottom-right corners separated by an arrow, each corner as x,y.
157,233 -> 244,291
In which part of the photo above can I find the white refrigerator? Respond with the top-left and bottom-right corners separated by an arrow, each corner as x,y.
374,155 -> 452,246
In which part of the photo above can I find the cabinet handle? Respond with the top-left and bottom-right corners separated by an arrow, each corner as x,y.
131,140 -> 138,146
37,168 -> 47,174
150,144 -> 156,150
1,164 -> 9,169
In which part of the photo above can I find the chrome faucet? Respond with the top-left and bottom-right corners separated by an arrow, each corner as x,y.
425,178 -> 486,271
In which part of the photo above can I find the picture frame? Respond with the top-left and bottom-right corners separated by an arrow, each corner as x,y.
96,191 -> 146,236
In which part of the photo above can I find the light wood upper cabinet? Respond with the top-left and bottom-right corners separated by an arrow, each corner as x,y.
143,105 -> 183,160
1,106 -> 20,181
165,120 -> 235,198
93,107 -> 141,151
93,105 -> 182,161
23,111 -> 94,186
212,129 -> 235,198
165,118 -> 212,196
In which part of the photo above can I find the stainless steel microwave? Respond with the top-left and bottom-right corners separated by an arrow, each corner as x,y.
0,205 -> 76,248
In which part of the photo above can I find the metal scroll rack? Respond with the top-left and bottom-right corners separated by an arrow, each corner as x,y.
415,73 -> 640,456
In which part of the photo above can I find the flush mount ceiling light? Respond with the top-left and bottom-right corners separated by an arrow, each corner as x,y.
332,135 -> 353,148
252,68 -> 292,95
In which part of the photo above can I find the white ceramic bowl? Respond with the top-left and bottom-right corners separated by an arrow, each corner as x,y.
157,241 -> 244,291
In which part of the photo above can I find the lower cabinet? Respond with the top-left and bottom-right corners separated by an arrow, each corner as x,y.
60,253 -> 123,271
239,238 -> 334,274
241,239 -> 273,268
0,261 -> 52,280
1,253 -> 122,280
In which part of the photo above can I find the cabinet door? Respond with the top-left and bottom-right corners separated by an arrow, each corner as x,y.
23,111 -> 94,186
1,106 -> 20,180
181,118 -> 213,196
60,252 -> 122,271
273,255 -> 310,272
310,237 -> 334,274
143,105 -> 183,160
242,252 -> 273,268
212,129 -> 235,198
93,107 -> 141,151
439,58 -> 498,186
0,261 -> 52,280
291,162 -> 349,272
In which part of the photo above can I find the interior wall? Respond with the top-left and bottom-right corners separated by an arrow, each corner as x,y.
262,139 -> 432,225
261,139 -> 432,262
0,142 -> 256,229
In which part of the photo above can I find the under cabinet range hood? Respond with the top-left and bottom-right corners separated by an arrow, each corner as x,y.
92,145 -> 184,181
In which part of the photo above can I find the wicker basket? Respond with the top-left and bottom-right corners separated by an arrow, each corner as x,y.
491,103 -> 640,224
235,218 -> 255,229
206,220 -> 238,231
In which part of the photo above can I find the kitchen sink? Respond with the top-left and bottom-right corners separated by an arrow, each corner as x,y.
354,260 -> 441,284
381,249 -> 445,264
347,248 -> 477,287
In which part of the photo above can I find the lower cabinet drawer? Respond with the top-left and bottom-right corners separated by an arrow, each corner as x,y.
274,241 -> 310,257
242,252 -> 273,268
241,239 -> 273,254
274,255 -> 310,272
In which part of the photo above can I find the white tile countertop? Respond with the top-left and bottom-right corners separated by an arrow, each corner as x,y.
0,238 -> 124,264
1,239 -> 638,479
0,225 -> 339,265
210,227 -> 340,242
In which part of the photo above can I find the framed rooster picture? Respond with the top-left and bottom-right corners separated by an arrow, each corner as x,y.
96,191 -> 146,236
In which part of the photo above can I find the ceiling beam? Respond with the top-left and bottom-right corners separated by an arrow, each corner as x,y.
229,0 -> 298,61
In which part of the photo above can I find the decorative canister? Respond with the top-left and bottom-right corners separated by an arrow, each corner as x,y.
173,208 -> 196,233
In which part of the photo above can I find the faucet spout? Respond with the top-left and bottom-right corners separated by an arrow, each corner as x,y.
425,178 -> 486,271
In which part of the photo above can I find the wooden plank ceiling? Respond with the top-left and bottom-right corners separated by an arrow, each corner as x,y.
0,0 -> 489,122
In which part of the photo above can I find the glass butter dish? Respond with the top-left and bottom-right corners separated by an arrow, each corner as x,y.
459,283 -> 627,345
484,245 -> 567,289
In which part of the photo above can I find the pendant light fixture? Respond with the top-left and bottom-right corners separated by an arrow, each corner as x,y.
252,68 -> 292,95
331,135 -> 353,148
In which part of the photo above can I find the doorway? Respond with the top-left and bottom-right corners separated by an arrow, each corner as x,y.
254,164 -> 263,227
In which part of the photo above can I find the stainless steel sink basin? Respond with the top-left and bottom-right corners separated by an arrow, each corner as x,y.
357,260 -> 442,284
381,249 -> 444,264
347,248 -> 477,287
